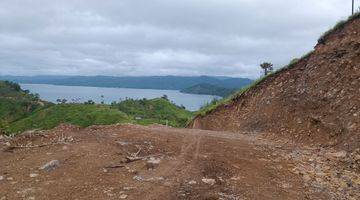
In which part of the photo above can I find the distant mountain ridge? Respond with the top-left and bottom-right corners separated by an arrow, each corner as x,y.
0,75 -> 253,91
180,83 -> 236,97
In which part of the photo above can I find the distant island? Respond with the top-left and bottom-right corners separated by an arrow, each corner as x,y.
0,75 -> 253,96
180,83 -> 236,97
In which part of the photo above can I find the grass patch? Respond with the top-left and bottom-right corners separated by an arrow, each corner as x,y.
318,11 -> 360,44
111,98 -> 193,127
0,80 -> 50,132
6,104 -> 132,134
5,98 -> 194,135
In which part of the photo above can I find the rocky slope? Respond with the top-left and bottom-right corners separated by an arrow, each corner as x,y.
189,15 -> 360,150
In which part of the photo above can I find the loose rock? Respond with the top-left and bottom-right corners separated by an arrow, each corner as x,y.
146,157 -> 161,170
133,175 -> 143,181
325,151 -> 347,160
202,178 -> 216,185
188,180 -> 197,185
39,160 -> 60,172
29,173 -> 38,178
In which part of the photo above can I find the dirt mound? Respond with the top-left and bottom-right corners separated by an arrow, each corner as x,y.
189,16 -> 360,150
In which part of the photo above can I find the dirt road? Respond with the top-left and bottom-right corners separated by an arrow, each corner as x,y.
0,124 -> 358,199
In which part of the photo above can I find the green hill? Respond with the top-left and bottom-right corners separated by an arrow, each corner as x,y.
6,104 -> 131,133
111,97 -> 192,127
180,83 -> 236,97
7,99 -> 192,134
0,81 -> 50,131
0,81 -> 193,135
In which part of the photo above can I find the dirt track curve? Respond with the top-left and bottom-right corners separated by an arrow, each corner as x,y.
1,124 -> 358,200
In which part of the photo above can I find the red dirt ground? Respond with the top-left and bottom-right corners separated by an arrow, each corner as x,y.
1,124 -> 358,199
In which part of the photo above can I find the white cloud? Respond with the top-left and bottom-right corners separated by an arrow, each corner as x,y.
0,0 -> 352,79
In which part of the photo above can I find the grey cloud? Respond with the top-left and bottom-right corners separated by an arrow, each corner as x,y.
0,0 -> 353,79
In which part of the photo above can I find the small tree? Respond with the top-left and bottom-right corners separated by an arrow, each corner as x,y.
260,62 -> 274,76
32,93 -> 40,101
161,94 -> 169,101
100,95 -> 105,104
84,100 -> 95,105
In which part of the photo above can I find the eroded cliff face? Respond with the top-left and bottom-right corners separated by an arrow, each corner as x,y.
190,17 -> 360,149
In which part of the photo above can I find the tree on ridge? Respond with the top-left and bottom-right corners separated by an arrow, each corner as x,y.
260,62 -> 274,76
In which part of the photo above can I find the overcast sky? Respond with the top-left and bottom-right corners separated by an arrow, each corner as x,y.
0,0 -> 355,79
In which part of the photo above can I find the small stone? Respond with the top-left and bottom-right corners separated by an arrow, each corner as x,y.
0,176 -> 3,181
230,176 -> 241,181
325,151 -> 347,159
119,194 -> 128,199
118,141 -> 129,146
6,177 -> 13,181
303,174 -> 311,182
123,187 -> 134,191
163,181 -> 172,186
29,173 -> 38,178
201,178 -> 216,185
145,177 -> 164,182
188,180 -> 197,185
39,160 -> 60,172
146,157 -> 161,170
133,175 -> 143,181
281,183 -> 292,189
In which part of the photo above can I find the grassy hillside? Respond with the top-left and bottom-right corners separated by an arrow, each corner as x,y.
111,97 -> 192,127
0,81 -> 50,131
5,98 -> 192,135
6,104 -> 131,134
1,80 -> 193,134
